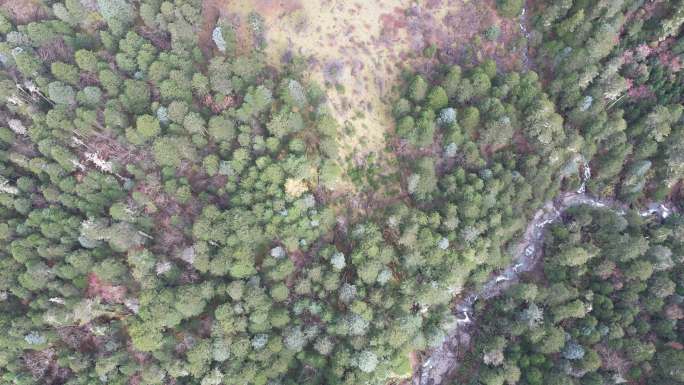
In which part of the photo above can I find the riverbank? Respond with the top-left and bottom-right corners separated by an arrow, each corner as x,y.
413,191 -> 677,385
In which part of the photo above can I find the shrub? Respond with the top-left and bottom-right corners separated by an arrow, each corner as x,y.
136,115 -> 161,139
496,0 -> 524,18
484,25 -> 501,41
48,81 -> 75,105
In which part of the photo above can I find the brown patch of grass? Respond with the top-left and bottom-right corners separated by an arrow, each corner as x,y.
86,273 -> 127,304
0,0 -> 49,24
251,0 -> 302,18
213,0 -> 530,163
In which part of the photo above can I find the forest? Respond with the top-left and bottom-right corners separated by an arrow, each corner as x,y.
455,205 -> 684,385
0,0 -> 681,385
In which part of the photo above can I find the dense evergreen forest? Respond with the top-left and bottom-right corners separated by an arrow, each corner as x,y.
456,205 -> 684,385
0,1 -> 681,385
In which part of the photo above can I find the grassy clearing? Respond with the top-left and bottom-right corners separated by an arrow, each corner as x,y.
215,0 -> 528,161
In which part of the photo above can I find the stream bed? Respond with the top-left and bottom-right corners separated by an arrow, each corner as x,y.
413,188 -> 676,385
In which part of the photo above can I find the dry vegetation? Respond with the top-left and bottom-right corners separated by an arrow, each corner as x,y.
0,0 -> 49,24
212,0 -> 529,160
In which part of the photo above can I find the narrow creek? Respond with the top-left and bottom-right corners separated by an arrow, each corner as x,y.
518,5 -> 532,69
413,163 -> 676,385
